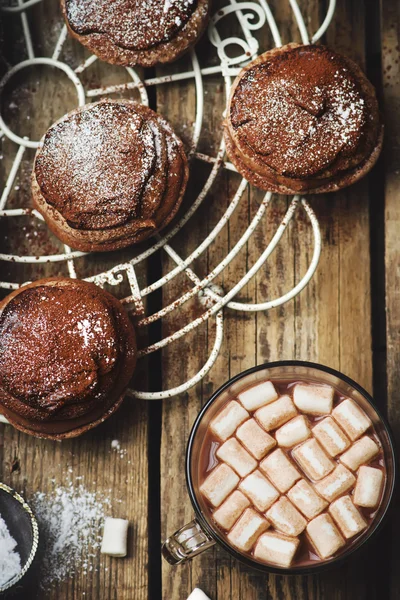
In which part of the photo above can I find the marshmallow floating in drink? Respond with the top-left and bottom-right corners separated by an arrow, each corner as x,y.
293,384 -> 334,415
227,508 -> 269,552
287,479 -> 327,520
213,491 -> 250,530
266,497 -> 307,537
340,436 -> 379,471
255,396 -> 297,432
292,439 -> 335,481
328,495 -> 367,539
239,470 -> 279,512
275,415 -> 311,448
254,531 -> 300,568
332,399 -> 372,441
312,416 -> 351,457
306,513 -> 345,559
236,418 -> 276,460
216,438 -> 257,477
260,449 -> 301,493
210,401 -> 249,441
200,464 -> 239,507
353,466 -> 384,508
238,381 -> 278,411
314,464 -> 356,503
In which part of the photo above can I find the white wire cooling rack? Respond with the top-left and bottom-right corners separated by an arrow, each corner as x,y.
0,0 -> 336,402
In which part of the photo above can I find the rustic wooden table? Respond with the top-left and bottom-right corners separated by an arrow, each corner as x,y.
0,0 -> 399,598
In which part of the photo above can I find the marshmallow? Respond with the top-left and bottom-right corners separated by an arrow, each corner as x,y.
306,513 -> 345,559
254,531 -> 300,568
260,449 -> 301,493
213,491 -> 250,530
293,384 -> 334,416
100,517 -> 129,557
312,417 -> 351,457
266,497 -> 307,537
287,479 -> 327,519
332,399 -> 372,441
187,589 -> 211,600
217,438 -> 257,477
200,464 -> 240,507
227,508 -> 269,552
353,465 -> 384,508
255,396 -> 297,432
238,381 -> 278,411
292,439 -> 335,481
210,401 -> 249,441
314,464 -> 356,503
236,418 -> 276,460
275,415 -> 311,448
340,436 -> 379,471
239,470 -> 279,512
329,495 -> 367,539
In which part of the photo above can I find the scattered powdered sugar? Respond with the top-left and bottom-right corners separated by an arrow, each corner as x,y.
31,481 -> 111,590
111,439 -> 128,459
0,515 -> 22,587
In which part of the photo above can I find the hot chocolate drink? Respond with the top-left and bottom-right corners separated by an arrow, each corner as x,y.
198,379 -> 386,569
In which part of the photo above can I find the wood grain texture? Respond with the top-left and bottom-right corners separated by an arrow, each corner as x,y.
381,1 -> 400,599
0,2 -> 149,599
0,0 -> 398,598
159,1 -> 382,599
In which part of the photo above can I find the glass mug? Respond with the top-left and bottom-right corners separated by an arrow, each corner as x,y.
162,361 -> 396,574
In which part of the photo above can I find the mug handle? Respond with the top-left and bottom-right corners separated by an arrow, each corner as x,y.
162,518 -> 216,565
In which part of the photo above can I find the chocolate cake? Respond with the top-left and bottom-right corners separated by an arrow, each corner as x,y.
224,44 -> 383,194
0,278 -> 136,439
61,0 -> 211,67
32,100 -> 188,252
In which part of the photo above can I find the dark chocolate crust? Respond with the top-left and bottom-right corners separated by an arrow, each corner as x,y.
32,100 -> 189,252
61,0 -> 211,67
0,278 -> 136,439
224,44 -> 383,194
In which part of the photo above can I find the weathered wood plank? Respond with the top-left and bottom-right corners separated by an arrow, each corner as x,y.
381,1 -> 400,599
0,1 -> 150,598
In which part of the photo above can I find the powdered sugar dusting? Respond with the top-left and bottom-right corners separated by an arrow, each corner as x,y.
31,481 -> 112,590
231,45 -> 371,179
0,516 -> 22,587
66,0 -> 197,51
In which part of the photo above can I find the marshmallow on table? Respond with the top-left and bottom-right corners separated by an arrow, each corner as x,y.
255,396 -> 297,432
239,470 -> 279,512
353,465 -> 384,508
275,415 -> 311,448
213,491 -> 250,530
266,497 -> 307,537
101,517 -> 129,557
187,589 -> 211,600
210,401 -> 249,441
313,416 -> 351,457
200,464 -> 239,507
306,513 -> 345,559
340,436 -> 379,471
328,495 -> 367,539
227,508 -> 269,552
314,464 -> 356,503
288,479 -> 327,519
260,449 -> 301,493
254,531 -> 300,568
293,384 -> 334,416
236,418 -> 276,460
217,438 -> 257,477
238,381 -> 278,411
292,439 -> 335,481
332,398 -> 372,441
